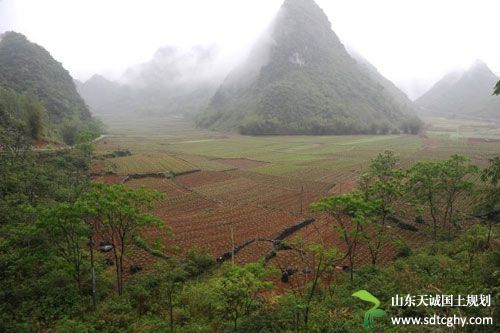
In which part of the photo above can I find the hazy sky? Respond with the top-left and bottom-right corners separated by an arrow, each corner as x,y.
0,0 -> 499,99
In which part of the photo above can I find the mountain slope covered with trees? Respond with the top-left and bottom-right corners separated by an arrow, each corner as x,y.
0,32 -> 91,122
197,0 -> 421,135
0,32 -> 99,143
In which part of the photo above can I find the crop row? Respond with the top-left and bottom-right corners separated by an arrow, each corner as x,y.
109,153 -> 197,175
125,177 -> 302,259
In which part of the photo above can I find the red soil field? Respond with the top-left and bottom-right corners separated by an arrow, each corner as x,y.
98,167 -> 430,286
175,170 -> 236,188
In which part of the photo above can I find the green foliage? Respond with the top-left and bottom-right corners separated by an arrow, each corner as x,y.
408,159 -> 444,237
475,157 -> 500,247
482,157 -> 500,187
54,318 -> 93,333
0,146 -> 104,331
0,32 -> 102,144
210,263 -> 273,332
38,203 -> 91,291
494,80 -> 500,95
478,158 -> 500,221
393,238 -> 412,258
0,86 -> 47,144
60,120 -> 80,145
126,260 -> 188,332
358,152 -> 407,264
408,155 -> 479,238
312,192 -> 379,280
78,182 -> 165,295
311,192 -> 377,220
60,120 -> 102,146
463,224 -> 490,270
0,148 -> 92,225
183,248 -> 216,277
437,155 -> 479,227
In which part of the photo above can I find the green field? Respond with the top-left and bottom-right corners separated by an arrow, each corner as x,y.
96,115 -> 500,184
105,153 -> 198,175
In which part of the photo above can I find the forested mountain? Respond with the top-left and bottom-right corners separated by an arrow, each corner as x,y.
197,0 -> 421,135
416,61 -> 500,119
0,31 -> 91,123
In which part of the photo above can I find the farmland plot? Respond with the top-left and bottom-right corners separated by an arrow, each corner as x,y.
140,197 -> 305,258
94,117 -> 500,278
108,152 -> 198,175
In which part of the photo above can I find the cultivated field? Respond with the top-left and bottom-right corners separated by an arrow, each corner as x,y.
93,115 -> 500,282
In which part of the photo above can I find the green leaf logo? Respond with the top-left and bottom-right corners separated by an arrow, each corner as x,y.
352,290 -> 386,329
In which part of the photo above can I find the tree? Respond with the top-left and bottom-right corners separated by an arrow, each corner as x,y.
358,151 -> 405,264
156,261 -> 188,333
311,193 -> 374,281
275,232 -> 341,332
75,130 -> 97,159
0,87 -> 47,146
0,144 -> 102,330
409,155 -> 478,238
79,182 -> 164,295
300,244 -> 339,331
494,80 -> 500,95
463,225 -> 489,272
379,122 -> 390,135
440,155 -> 479,230
0,88 -> 32,163
476,157 -> 500,245
212,263 -> 272,332
22,95 -> 45,140
408,160 -> 444,239
481,157 -> 500,186
39,203 -> 90,292
128,260 -> 188,333
60,121 -> 79,146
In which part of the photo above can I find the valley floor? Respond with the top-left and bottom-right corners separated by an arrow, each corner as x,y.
92,114 -> 500,285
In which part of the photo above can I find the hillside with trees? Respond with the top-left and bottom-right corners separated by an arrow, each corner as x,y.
0,32 -> 90,122
197,0 -> 422,135
0,32 -> 100,143
0,87 -> 46,145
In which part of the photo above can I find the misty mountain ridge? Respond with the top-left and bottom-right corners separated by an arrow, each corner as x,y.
197,0 -> 421,135
124,45 -> 225,87
416,60 -> 500,119
78,45 -> 226,116
76,74 -> 136,115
